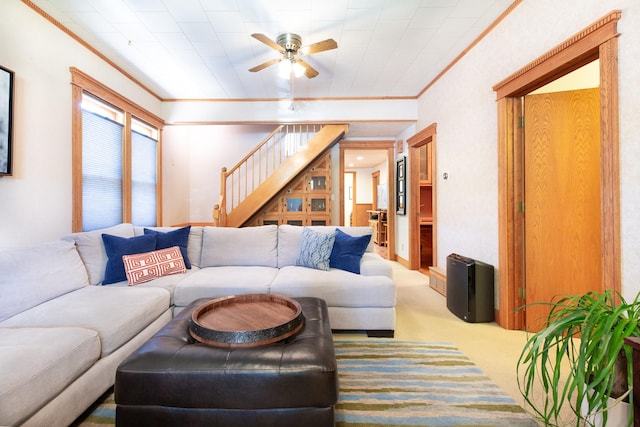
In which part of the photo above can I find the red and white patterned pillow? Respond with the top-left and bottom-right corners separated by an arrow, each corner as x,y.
122,246 -> 186,286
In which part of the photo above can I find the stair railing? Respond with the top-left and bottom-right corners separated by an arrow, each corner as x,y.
214,124 -> 323,226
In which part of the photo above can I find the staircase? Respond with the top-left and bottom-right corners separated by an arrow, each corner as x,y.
214,124 -> 348,227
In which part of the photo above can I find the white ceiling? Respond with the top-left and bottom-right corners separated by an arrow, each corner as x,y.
344,149 -> 388,169
30,0 -> 514,101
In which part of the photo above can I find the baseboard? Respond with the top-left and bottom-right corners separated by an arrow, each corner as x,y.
395,255 -> 410,268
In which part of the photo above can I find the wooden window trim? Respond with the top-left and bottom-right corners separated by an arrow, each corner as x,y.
71,67 -> 165,232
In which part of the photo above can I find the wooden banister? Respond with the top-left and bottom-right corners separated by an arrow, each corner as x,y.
225,126 -> 284,178
214,123 -> 348,227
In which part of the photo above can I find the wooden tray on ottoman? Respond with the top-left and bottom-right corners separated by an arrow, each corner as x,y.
189,294 -> 305,348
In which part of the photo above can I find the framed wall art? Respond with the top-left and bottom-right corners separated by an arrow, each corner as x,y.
0,65 -> 14,176
396,156 -> 406,215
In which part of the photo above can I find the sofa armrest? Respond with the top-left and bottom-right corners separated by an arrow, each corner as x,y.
359,253 -> 393,279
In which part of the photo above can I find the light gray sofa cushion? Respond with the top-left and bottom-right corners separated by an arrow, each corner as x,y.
270,265 -> 396,307
0,240 -> 89,322
200,225 -> 278,267
61,223 -> 135,285
105,266 -> 199,305
173,266 -> 278,307
360,252 -> 393,277
277,225 -> 375,268
0,327 -> 100,426
0,286 -> 170,357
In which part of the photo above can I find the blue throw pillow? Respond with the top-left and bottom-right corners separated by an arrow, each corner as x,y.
101,233 -> 157,285
144,226 -> 192,269
330,229 -> 372,274
296,227 -> 336,271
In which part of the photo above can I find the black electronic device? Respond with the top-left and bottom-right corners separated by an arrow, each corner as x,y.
446,253 -> 494,323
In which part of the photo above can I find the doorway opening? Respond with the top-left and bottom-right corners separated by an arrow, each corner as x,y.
340,142 -> 396,260
408,124 -> 437,274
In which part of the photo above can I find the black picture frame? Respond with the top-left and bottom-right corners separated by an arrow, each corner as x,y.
396,157 -> 406,215
0,65 -> 14,176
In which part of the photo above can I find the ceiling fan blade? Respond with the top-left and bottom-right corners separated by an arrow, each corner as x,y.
251,33 -> 283,52
301,39 -> 338,55
249,58 -> 281,73
296,59 -> 319,79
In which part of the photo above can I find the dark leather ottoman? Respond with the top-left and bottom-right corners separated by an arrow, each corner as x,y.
115,297 -> 338,427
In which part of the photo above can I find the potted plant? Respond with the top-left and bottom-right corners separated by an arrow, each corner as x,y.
517,290 -> 640,426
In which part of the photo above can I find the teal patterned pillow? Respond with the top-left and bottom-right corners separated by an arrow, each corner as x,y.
296,227 -> 337,271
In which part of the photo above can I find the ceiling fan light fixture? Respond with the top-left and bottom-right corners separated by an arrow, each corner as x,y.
279,60 -> 292,79
279,59 -> 305,79
250,32 -> 337,79
276,33 -> 302,52
292,61 -> 305,78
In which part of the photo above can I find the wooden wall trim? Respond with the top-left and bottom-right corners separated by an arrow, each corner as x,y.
407,123 -> 437,147
70,67 -> 164,128
409,146 -> 420,270
599,37 -> 621,293
23,0 -> 162,101
417,0 -> 524,98
386,146 -> 396,260
71,85 -> 83,233
493,10 -> 621,99
340,140 -> 396,149
496,97 -> 525,330
407,123 -> 437,270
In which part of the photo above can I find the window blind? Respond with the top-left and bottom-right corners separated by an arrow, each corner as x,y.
82,110 -> 123,231
131,130 -> 157,226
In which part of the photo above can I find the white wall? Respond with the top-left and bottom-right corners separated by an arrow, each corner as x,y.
162,98 -> 416,124
373,159 -> 389,210
162,125 -> 274,225
394,126 -> 416,261
354,169 -> 374,204
416,0 -> 640,299
344,161 -> 389,210
0,1 -> 161,248
343,172 -> 354,225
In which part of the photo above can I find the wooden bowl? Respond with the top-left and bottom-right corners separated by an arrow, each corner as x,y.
189,293 -> 304,348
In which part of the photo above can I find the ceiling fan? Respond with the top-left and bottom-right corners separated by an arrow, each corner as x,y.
249,33 -> 338,79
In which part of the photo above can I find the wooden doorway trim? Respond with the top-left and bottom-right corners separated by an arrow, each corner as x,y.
371,170 -> 380,209
340,141 -> 396,260
407,123 -> 437,271
492,11 -> 621,330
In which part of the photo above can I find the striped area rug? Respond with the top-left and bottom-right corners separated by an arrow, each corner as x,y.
334,340 -> 537,426
74,340 -> 537,426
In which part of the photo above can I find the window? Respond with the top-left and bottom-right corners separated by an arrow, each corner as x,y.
71,68 -> 163,232
81,102 -> 124,230
131,119 -> 158,226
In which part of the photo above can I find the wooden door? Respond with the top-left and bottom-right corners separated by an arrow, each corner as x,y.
524,88 -> 602,331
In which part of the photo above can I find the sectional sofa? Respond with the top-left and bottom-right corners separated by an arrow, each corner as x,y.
0,223 -> 395,426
